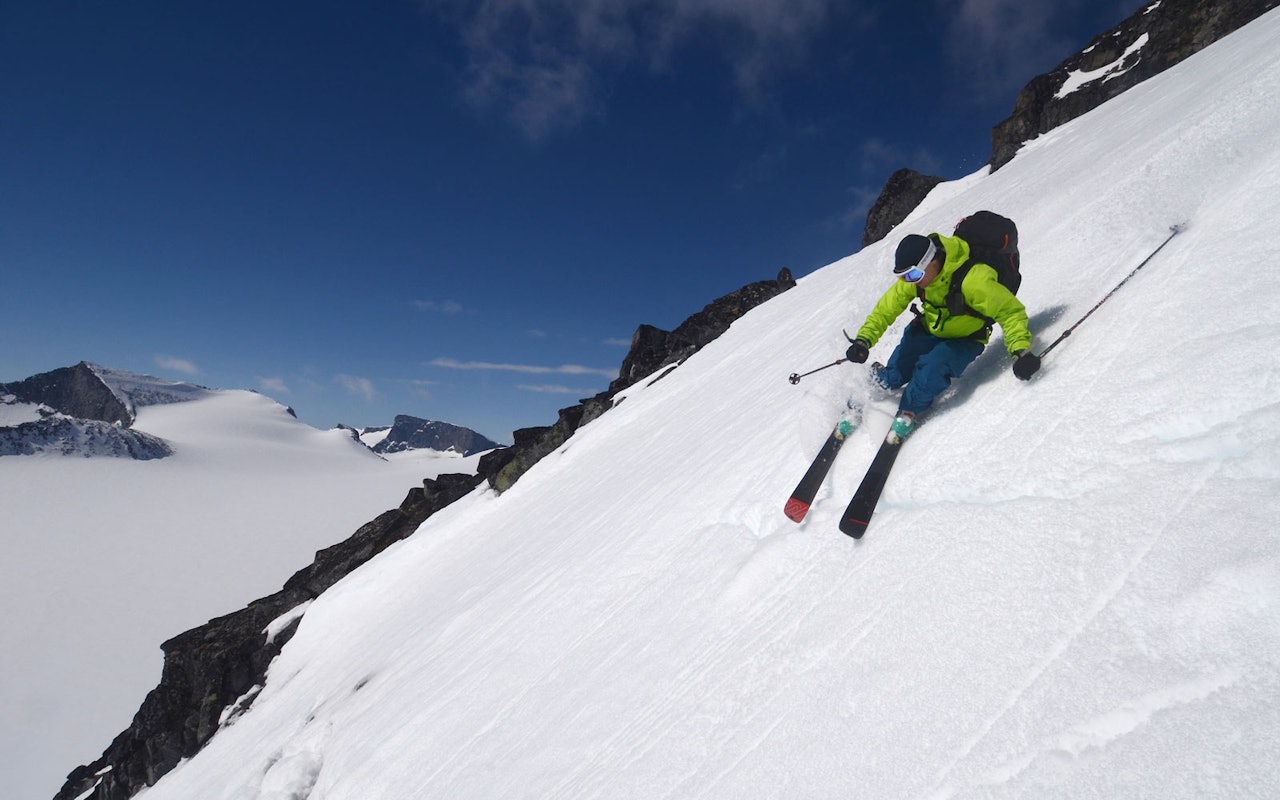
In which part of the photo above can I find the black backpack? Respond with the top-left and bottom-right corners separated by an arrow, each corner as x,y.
945,211 -> 1021,323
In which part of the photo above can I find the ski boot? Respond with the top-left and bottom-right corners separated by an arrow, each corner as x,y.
886,411 -> 916,445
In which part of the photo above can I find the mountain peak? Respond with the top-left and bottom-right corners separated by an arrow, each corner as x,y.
371,415 -> 501,457
2,362 -> 133,426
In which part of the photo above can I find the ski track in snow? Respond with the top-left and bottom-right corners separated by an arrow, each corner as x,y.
924,459 -> 1223,798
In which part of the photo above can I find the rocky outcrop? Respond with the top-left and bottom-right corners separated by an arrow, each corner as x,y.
612,269 -> 796,390
478,269 -> 796,492
861,168 -> 945,247
478,401 -> 608,493
0,417 -> 173,459
372,415 -> 502,456
54,473 -> 483,800
861,0 -> 1280,244
991,0 -> 1279,170
2,362 -> 133,426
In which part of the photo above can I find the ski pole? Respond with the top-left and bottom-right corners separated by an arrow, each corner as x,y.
1037,222 -> 1186,358
789,330 -> 862,384
789,359 -> 846,384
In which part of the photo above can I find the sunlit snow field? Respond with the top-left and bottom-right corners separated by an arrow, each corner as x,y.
8,8 -> 1280,800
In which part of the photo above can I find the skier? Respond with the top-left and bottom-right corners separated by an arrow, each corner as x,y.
844,232 -> 1041,444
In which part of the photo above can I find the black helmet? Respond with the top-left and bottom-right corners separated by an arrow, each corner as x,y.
894,234 -> 936,275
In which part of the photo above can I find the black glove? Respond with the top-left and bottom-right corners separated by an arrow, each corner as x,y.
845,339 -> 871,364
1012,350 -> 1041,381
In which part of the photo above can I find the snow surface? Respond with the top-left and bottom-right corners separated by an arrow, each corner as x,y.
0,396 -> 47,426
90,363 -> 214,415
22,8 -> 1280,799
0,387 -> 490,800
358,428 -> 392,450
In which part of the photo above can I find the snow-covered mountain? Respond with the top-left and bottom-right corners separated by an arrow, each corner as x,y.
0,370 -> 500,800
42,7 -> 1280,800
0,362 -> 191,458
357,415 -> 503,458
1,362 -> 501,463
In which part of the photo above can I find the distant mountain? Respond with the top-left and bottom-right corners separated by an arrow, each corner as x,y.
2,361 -> 138,426
2,368 -> 483,800
0,415 -> 173,459
1,362 -> 502,463
362,415 -> 502,457
0,362 -> 206,458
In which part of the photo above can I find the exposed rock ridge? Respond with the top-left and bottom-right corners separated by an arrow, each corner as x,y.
990,0 -> 1279,170
862,0 -> 1279,246
477,269 -> 796,492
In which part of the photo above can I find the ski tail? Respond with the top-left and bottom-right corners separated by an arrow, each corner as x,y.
784,497 -> 812,523
839,515 -> 870,538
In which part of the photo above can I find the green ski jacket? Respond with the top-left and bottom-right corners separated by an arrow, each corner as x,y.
855,233 -> 1032,355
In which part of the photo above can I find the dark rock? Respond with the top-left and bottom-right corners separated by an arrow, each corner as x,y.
610,269 -> 798,396
54,472 -> 483,800
1,362 -> 132,426
283,473 -> 481,597
476,270 -> 796,493
336,423 -> 364,443
372,415 -> 502,456
861,168 -> 945,247
0,418 -> 173,459
480,402 -> 607,493
991,0 -> 1279,171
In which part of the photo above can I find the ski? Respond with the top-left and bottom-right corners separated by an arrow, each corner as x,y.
784,407 -> 862,522
839,432 -> 905,538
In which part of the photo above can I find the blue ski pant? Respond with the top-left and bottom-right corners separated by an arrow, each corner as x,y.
874,321 -> 985,416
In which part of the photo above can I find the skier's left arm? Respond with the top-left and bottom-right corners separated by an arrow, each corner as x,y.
964,265 -> 1032,355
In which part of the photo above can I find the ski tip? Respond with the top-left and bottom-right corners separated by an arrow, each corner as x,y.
784,498 -> 811,523
839,517 -> 869,539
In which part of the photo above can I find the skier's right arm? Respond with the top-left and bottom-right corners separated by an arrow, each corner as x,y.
855,282 -> 914,347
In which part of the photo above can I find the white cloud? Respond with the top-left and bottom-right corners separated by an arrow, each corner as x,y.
425,0 -> 837,140
517,384 -> 589,394
858,139 -> 942,177
833,184 -> 882,233
944,0 -> 1083,97
257,377 -> 291,395
155,355 -> 200,375
429,357 -> 616,379
335,374 -> 378,403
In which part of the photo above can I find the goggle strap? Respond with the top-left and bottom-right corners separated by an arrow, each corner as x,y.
916,239 -> 937,271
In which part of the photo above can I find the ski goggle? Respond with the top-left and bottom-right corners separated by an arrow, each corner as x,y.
895,239 -> 936,283
898,265 -> 927,283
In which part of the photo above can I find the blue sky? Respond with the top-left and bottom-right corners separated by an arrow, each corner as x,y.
0,0 -> 1134,442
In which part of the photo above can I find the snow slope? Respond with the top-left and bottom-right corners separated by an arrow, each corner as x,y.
73,9 -> 1280,799
0,387 -> 489,800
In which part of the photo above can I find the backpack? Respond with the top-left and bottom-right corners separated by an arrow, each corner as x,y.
945,211 -> 1021,323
